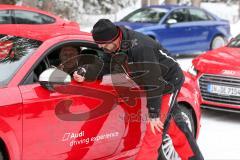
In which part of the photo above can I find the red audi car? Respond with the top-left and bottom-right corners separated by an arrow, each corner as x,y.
0,4 -> 80,41
0,32 -> 201,160
189,33 -> 240,112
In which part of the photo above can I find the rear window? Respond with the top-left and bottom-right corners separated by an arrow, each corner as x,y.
0,34 -> 42,87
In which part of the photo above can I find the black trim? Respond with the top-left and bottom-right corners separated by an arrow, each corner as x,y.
201,104 -> 240,113
10,9 -> 15,24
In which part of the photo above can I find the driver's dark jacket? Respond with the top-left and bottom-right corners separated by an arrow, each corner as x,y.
100,27 -> 184,118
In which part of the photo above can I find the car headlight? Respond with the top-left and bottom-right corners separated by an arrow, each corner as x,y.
188,65 -> 198,76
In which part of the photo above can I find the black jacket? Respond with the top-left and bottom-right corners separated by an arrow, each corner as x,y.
101,27 -> 184,118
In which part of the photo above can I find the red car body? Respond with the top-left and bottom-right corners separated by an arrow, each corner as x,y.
0,4 -> 80,41
190,34 -> 240,112
0,33 -> 201,160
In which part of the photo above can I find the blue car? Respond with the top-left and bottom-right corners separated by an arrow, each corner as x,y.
115,5 -> 230,56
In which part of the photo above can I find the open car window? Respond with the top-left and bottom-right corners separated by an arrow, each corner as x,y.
23,42 -> 105,85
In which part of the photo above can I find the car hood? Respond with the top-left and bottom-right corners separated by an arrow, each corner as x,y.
193,46 -> 240,73
114,21 -> 155,30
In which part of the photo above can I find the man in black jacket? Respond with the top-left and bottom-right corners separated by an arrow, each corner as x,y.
74,19 -> 203,160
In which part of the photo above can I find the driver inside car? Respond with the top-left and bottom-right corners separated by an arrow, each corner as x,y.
58,45 -> 102,83
58,45 -> 81,75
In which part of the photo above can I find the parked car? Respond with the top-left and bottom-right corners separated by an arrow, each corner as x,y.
0,4 -> 80,41
188,33 -> 240,112
0,32 -> 201,160
115,5 -> 230,56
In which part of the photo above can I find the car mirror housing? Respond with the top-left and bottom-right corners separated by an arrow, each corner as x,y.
39,68 -> 71,91
166,19 -> 177,26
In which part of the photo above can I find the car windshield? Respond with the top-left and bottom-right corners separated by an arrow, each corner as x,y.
121,7 -> 168,23
0,35 -> 41,87
227,35 -> 240,48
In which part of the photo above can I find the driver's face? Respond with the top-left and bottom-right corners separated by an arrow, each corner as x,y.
59,46 -> 79,67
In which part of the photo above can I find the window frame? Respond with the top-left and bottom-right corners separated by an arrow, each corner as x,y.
164,8 -> 190,24
21,40 -> 103,85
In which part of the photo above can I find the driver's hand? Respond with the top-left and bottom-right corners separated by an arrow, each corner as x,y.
149,118 -> 164,135
73,71 -> 85,83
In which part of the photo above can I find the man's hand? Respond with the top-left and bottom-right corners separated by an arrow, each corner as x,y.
149,118 -> 164,135
73,71 -> 85,83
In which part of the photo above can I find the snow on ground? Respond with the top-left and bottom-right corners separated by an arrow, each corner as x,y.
197,109 -> 240,160
201,2 -> 239,24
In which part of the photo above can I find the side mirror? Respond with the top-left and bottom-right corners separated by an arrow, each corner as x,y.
39,68 -> 71,91
166,19 -> 177,26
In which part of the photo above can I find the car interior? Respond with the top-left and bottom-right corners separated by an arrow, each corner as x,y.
23,43 -> 104,85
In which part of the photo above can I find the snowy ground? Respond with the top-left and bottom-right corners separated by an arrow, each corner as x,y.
197,109 -> 240,160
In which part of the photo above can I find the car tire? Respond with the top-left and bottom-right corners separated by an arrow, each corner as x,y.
211,36 -> 226,50
0,151 -> 4,160
159,105 -> 195,160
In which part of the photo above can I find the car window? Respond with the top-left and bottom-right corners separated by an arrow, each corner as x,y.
189,8 -> 210,21
0,34 -> 42,87
14,10 -> 55,24
0,10 -> 12,24
166,9 -> 189,23
121,7 -> 168,23
23,43 -> 104,85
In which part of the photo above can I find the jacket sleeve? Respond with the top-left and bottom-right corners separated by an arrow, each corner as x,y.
98,53 -> 111,79
131,46 -> 167,118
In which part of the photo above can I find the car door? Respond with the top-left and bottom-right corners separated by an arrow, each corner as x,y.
157,8 -> 193,54
0,10 -> 17,35
18,41 -> 145,160
187,8 -> 213,52
13,10 -> 63,40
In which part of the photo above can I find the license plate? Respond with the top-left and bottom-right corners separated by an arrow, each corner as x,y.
208,84 -> 240,97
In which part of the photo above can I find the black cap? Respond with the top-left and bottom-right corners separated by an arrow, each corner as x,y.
92,19 -> 120,44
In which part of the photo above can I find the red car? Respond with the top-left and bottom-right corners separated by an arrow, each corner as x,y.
189,34 -> 240,112
0,4 -> 80,41
0,32 -> 201,160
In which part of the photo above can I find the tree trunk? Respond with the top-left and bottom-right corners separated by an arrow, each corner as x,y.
191,0 -> 201,7
0,0 -> 16,4
150,0 -> 160,5
142,0 -> 148,6
239,0 -> 240,19
165,0 -> 177,4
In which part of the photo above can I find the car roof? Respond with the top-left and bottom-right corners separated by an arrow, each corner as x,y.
0,4 -> 60,19
146,4 -> 195,10
2,31 -> 92,42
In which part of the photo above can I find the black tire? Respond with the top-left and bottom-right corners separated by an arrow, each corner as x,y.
159,105 -> 195,160
0,151 -> 4,160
